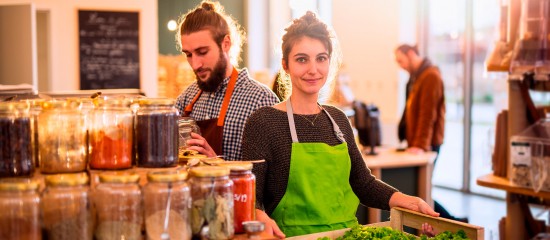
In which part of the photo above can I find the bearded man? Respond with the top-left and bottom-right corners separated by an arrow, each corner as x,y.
175,1 -> 279,160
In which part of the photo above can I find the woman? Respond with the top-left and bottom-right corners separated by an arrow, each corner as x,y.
241,12 -> 438,238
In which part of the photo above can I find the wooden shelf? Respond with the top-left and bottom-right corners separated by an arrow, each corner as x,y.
477,173 -> 550,199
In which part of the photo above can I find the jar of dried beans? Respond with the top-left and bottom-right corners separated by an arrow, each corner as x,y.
220,162 -> 255,233
189,166 -> 234,239
0,102 -> 33,177
41,172 -> 93,240
0,179 -> 41,240
143,170 -> 191,240
136,98 -> 178,168
93,172 -> 142,240
89,99 -> 133,170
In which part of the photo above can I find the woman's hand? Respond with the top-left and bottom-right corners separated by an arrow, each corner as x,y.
186,133 -> 217,157
406,147 -> 425,154
388,192 -> 439,217
256,209 -> 285,239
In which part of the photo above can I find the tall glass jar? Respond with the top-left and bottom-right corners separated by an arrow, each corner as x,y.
136,98 -> 178,168
143,171 -> 191,240
38,100 -> 87,173
93,172 -> 142,240
41,172 -> 93,240
178,117 -> 201,156
189,166 -> 234,239
0,102 -> 33,177
220,162 -> 256,234
0,179 -> 41,240
89,99 -> 134,170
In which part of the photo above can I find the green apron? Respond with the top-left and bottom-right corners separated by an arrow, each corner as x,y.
270,100 -> 360,237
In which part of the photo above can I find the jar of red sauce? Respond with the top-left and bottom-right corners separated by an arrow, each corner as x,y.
220,162 -> 255,233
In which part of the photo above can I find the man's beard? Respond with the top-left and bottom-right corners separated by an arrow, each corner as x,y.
196,50 -> 228,92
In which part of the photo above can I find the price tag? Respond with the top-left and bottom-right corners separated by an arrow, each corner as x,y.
511,141 -> 531,166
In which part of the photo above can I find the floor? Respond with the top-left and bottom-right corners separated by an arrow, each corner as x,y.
432,186 -> 549,240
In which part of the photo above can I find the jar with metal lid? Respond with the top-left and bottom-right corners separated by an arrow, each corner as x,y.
93,172 -> 142,240
189,166 -> 234,239
41,172 -> 93,240
178,117 -> 201,156
0,101 -> 33,177
89,99 -> 134,170
0,179 -> 41,240
136,98 -> 178,168
219,162 -> 255,234
38,100 -> 87,173
143,170 -> 191,240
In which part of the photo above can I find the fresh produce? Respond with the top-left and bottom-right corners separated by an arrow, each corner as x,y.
317,225 -> 470,240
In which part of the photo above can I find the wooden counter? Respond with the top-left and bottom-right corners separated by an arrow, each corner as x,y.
362,147 -> 436,223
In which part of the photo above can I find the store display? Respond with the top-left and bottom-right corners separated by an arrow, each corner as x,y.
0,179 -> 41,240
0,102 -> 33,177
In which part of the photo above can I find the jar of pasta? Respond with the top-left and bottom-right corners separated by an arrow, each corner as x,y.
0,101 -> 33,177
0,179 -> 41,240
38,100 -> 87,173
135,98 -> 178,168
41,172 -> 93,240
220,162 -> 255,233
93,172 -> 142,240
89,99 -> 133,170
143,170 -> 191,240
189,166 -> 234,239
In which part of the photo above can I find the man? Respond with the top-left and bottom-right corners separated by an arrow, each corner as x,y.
395,44 -> 468,223
175,1 -> 279,160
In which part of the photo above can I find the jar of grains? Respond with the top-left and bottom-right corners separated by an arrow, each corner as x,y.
220,162 -> 256,234
93,172 -> 142,240
38,100 -> 87,173
136,98 -> 179,168
89,99 -> 134,170
143,170 -> 191,240
41,172 -> 93,240
189,166 -> 234,239
0,179 -> 41,240
0,101 -> 33,177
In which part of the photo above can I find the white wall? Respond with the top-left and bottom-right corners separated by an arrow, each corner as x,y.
0,0 -> 158,97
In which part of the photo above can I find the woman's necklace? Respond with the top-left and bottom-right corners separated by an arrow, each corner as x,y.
297,104 -> 323,126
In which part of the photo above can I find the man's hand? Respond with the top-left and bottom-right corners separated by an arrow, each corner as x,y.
406,147 -> 425,154
256,209 -> 285,239
186,132 -> 217,157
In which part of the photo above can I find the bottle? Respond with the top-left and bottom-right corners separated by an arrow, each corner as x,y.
0,102 -> 33,177
41,172 -> 93,240
93,172 -> 142,240
0,179 -> 41,240
89,99 -> 134,170
220,162 -> 256,234
135,98 -> 179,168
189,166 -> 234,239
143,170 -> 191,240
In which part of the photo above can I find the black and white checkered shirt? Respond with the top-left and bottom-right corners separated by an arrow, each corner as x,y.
175,68 -> 279,160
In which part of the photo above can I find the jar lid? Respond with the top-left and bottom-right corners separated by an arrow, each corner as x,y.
45,172 -> 89,186
96,98 -> 132,108
99,172 -> 140,183
218,162 -> 253,171
201,157 -> 225,165
0,101 -> 29,111
0,179 -> 39,191
138,98 -> 175,106
147,171 -> 188,183
41,100 -> 74,110
189,166 -> 230,177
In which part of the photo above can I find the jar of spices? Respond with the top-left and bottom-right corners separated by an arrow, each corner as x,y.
89,99 -> 134,170
189,166 -> 234,239
0,179 -> 41,240
38,100 -> 87,173
143,170 -> 191,240
93,172 -> 142,240
0,101 -> 33,177
136,98 -> 178,168
41,172 -> 93,240
220,162 -> 255,233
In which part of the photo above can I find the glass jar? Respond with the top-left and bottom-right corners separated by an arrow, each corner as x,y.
41,172 -> 93,240
0,102 -> 34,177
0,179 -> 41,240
136,98 -> 178,168
220,162 -> 256,234
25,99 -> 44,168
89,99 -> 134,170
38,100 -> 87,173
93,172 -> 142,240
189,166 -> 234,239
178,117 -> 201,156
143,170 -> 191,240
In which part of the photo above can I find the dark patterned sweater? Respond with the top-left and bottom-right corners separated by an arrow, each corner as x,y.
241,105 -> 398,215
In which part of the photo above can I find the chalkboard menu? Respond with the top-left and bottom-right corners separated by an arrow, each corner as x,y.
78,10 -> 140,90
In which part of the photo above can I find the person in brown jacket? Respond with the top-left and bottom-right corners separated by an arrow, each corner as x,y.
395,44 -> 468,223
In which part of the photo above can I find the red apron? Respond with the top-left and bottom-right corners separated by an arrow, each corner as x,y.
183,68 -> 238,155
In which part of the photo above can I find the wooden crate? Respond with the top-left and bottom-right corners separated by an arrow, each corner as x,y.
287,207 -> 484,240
